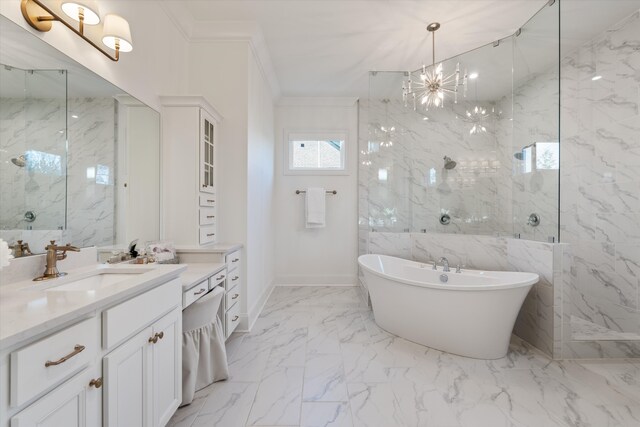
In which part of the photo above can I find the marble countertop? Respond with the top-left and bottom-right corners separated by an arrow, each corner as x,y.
0,263 -> 187,351
181,263 -> 226,291
175,242 -> 243,254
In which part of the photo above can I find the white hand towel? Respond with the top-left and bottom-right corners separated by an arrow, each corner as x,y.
305,187 -> 326,228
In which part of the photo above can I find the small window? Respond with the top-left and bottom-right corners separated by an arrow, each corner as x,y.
286,132 -> 347,175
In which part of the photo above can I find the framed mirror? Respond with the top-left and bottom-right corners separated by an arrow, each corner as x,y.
0,15 -> 160,255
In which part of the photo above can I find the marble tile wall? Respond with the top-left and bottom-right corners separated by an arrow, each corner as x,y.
559,10 -> 640,357
360,97 -> 506,236
0,96 -> 117,252
364,231 -> 561,358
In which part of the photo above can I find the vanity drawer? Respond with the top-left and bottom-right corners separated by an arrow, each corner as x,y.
199,226 -> 217,245
226,271 -> 241,290
225,286 -> 241,311
226,250 -> 242,273
183,279 -> 209,308
103,278 -> 181,350
225,301 -> 241,339
199,194 -> 216,207
210,269 -> 227,289
10,317 -> 99,407
199,207 -> 217,226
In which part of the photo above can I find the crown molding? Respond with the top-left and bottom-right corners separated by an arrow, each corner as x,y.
159,3 -> 281,99
277,97 -> 359,107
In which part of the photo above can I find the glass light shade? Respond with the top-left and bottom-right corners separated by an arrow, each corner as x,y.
102,14 -> 133,52
61,1 -> 100,25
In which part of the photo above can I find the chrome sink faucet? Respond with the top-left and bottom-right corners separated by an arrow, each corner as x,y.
438,257 -> 450,272
33,240 -> 80,281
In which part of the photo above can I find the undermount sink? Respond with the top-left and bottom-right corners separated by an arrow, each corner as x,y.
25,267 -> 154,292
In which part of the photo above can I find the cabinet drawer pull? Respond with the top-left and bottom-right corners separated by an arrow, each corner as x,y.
89,377 -> 103,389
232,276 -> 239,281
232,258 -> 239,263
202,184 -> 208,188
216,275 -> 225,280
206,215 -> 215,218
232,293 -> 239,299
194,288 -> 206,295
207,199 -> 215,203
232,315 -> 239,322
206,233 -> 215,237
44,344 -> 85,367
149,332 -> 164,344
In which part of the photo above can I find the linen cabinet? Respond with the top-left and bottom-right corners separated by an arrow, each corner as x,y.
161,96 -> 223,247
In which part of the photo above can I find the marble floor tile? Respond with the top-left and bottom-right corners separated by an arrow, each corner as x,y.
189,382 -> 259,427
168,286 -> 640,427
300,402 -> 353,427
303,353 -> 348,402
347,382 -> 405,427
246,366 -> 304,426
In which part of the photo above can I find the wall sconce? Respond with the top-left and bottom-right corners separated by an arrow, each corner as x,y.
20,0 -> 133,61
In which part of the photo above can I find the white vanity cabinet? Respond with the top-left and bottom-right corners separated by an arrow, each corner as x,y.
103,308 -> 181,427
3,276 -> 183,427
161,96 -> 223,247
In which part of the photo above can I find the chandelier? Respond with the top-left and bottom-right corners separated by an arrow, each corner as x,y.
465,106 -> 489,135
402,22 -> 467,110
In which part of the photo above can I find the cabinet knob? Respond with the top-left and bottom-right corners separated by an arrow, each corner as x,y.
89,377 -> 103,389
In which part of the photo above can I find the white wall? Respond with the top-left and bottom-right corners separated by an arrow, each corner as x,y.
188,40 -> 275,327
274,98 -> 359,285
0,0 -> 189,110
247,53 -> 276,321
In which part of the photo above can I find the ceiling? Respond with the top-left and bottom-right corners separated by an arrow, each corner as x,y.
167,0 -> 549,98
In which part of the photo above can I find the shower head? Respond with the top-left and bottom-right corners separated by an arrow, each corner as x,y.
513,143 -> 536,160
443,156 -> 457,170
11,155 -> 26,168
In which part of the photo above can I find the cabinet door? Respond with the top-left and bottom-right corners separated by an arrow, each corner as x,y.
11,367 -> 101,427
103,327 -> 153,427
151,308 -> 182,427
199,109 -> 216,194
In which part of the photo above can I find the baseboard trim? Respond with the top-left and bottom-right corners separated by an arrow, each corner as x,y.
241,280 -> 276,332
275,283 -> 357,287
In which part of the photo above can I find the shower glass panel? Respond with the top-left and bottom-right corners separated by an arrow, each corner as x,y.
512,1 -> 560,242
363,36 -> 518,237
0,66 -> 67,231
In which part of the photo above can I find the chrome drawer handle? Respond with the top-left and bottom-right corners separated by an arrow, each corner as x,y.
206,215 -> 215,219
89,377 -> 103,389
232,276 -> 239,281
194,288 -> 206,295
232,258 -> 239,262
206,233 -> 215,237
45,344 -> 85,367
232,315 -> 239,322
232,293 -> 239,299
216,275 -> 225,280
207,199 -> 215,203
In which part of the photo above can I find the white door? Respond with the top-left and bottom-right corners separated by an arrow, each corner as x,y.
152,308 -> 182,427
103,327 -> 153,427
10,367 -> 101,427
199,109 -> 216,194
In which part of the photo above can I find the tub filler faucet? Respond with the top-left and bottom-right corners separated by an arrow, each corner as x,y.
438,257 -> 450,272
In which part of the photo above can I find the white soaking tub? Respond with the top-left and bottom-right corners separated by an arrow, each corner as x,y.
358,254 -> 538,359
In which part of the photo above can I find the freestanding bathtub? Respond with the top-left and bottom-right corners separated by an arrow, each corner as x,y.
358,254 -> 539,359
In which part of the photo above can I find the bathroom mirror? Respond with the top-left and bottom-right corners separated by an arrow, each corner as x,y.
0,15 -> 160,255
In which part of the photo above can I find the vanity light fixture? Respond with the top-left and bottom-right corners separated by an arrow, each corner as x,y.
20,0 -> 133,61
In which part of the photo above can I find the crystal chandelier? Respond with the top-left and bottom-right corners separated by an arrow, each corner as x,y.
402,22 -> 467,111
465,105 -> 489,135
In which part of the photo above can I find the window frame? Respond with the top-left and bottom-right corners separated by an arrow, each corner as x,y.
284,130 -> 348,176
